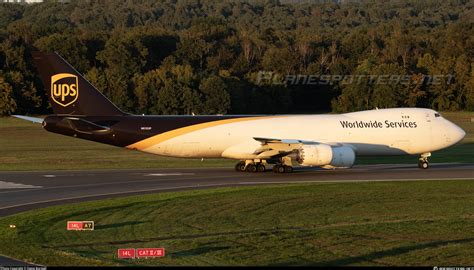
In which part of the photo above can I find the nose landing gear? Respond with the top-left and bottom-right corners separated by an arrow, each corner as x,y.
418,152 -> 431,169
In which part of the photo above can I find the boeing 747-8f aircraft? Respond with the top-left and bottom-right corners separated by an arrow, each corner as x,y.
13,52 -> 466,173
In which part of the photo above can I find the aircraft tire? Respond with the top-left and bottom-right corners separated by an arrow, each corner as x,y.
273,164 -> 281,173
418,160 -> 429,169
277,165 -> 286,173
235,161 -> 244,171
246,164 -> 257,172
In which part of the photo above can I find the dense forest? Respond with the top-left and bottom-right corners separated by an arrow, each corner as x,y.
0,0 -> 473,116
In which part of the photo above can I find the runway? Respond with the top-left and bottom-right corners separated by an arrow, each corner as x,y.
0,163 -> 473,217
0,163 -> 473,266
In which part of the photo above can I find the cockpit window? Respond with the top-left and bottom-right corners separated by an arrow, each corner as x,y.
434,113 -> 441,118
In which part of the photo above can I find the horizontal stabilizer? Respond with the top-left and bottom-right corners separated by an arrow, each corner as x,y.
60,117 -> 112,135
12,115 -> 44,124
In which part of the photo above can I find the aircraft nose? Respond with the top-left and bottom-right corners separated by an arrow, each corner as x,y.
450,123 -> 466,144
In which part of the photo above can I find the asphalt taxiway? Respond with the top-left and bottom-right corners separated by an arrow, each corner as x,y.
0,163 -> 473,218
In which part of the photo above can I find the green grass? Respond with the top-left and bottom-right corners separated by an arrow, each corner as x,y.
0,111 -> 473,171
1,180 -> 474,266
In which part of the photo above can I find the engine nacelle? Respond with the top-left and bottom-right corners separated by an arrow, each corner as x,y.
297,144 -> 355,168
323,145 -> 356,169
296,144 -> 333,166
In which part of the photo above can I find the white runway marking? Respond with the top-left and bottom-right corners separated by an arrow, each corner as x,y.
0,181 -> 42,189
42,175 -> 56,178
144,173 -> 195,176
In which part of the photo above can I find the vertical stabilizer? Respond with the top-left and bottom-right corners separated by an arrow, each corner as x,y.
32,51 -> 125,116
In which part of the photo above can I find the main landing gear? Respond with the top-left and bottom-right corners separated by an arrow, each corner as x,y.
272,164 -> 293,173
235,161 -> 266,172
235,157 -> 294,173
418,152 -> 431,169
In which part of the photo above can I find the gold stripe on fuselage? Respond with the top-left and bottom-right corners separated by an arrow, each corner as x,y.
126,116 -> 280,150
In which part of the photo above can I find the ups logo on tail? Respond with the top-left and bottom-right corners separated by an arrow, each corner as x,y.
51,73 -> 79,107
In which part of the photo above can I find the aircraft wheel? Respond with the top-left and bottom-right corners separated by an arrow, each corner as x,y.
238,163 -> 247,172
235,161 -> 245,171
273,164 -> 281,173
257,164 -> 266,172
246,164 -> 257,172
418,160 -> 429,169
284,166 -> 293,173
277,165 -> 286,173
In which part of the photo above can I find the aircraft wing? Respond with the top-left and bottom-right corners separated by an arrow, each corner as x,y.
11,115 -> 44,124
253,137 -> 319,145
251,137 -> 312,158
252,137 -> 344,159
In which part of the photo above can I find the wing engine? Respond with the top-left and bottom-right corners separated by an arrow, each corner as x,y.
296,144 -> 355,168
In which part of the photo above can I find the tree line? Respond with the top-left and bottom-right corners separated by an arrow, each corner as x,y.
0,0 -> 473,116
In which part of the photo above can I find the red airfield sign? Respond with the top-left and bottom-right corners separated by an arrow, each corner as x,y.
67,221 -> 83,230
118,248 -> 136,259
136,248 -> 165,258
67,221 -> 94,231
